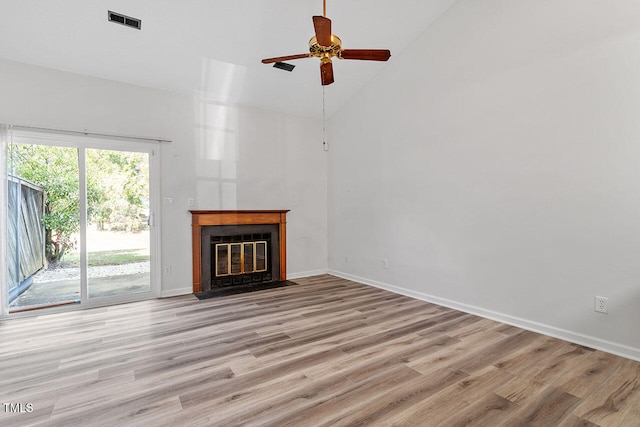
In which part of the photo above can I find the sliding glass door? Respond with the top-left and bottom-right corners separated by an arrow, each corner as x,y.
4,130 -> 158,313
7,144 -> 81,309
85,148 -> 151,299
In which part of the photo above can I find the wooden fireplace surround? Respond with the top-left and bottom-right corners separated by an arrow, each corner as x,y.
190,210 -> 289,292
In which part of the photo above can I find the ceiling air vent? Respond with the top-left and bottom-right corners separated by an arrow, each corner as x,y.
108,11 -> 142,30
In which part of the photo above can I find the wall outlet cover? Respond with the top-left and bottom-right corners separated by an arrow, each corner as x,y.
594,296 -> 608,314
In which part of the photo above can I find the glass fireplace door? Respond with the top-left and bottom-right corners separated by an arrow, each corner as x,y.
215,241 -> 268,278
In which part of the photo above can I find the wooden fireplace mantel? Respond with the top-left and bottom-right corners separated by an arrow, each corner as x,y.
190,210 -> 289,292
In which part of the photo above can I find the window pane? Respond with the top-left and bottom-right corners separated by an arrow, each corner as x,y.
230,243 -> 242,274
244,243 -> 254,273
86,149 -> 150,298
255,242 -> 267,272
7,143 -> 80,310
216,244 -> 229,276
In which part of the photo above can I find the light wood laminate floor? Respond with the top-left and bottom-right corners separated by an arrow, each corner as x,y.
0,275 -> 638,426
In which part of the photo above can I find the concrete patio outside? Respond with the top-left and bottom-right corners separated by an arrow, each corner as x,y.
10,227 -> 151,310
9,267 -> 150,309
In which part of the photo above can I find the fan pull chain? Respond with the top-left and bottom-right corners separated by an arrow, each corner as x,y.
322,86 -> 329,151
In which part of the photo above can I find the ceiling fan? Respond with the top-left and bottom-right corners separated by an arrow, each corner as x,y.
261,0 -> 391,86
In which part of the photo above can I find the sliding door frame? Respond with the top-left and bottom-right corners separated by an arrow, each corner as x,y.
1,128 -> 162,316
0,125 -> 8,317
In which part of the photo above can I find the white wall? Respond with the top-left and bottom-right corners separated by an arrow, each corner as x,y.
328,0 -> 640,360
0,58 -> 328,297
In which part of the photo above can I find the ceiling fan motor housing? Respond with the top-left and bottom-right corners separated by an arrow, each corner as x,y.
309,35 -> 343,60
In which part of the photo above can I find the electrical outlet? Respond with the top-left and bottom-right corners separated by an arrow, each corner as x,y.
382,259 -> 389,269
164,265 -> 172,275
594,296 -> 608,314
345,256 -> 349,263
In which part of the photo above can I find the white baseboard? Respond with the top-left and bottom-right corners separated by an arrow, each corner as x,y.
160,287 -> 193,298
329,269 -> 640,362
287,269 -> 329,280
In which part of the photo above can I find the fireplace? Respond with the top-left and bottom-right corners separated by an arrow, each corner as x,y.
190,210 -> 288,293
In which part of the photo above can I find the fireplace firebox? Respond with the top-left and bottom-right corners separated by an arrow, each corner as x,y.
201,224 -> 279,290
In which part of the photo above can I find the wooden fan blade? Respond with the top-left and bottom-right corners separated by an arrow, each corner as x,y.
340,49 -> 391,61
313,16 -> 332,47
262,53 -> 311,64
320,61 -> 334,86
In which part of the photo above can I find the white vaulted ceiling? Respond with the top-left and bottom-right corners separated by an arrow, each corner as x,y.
0,0 -> 458,118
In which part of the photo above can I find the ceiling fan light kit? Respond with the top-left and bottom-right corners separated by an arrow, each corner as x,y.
261,0 -> 390,85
